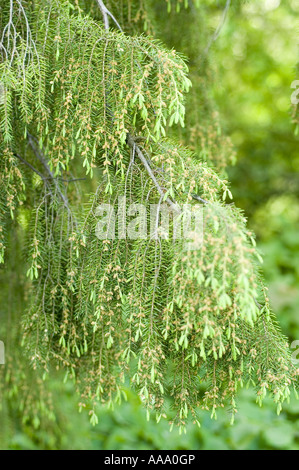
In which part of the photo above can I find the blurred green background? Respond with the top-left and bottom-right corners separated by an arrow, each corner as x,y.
1,0 -> 298,450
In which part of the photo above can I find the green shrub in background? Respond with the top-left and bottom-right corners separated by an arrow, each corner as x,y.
1,383 -> 299,450
0,0 -> 298,450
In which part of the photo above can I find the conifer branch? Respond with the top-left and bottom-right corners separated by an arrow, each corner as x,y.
95,1 -> 178,213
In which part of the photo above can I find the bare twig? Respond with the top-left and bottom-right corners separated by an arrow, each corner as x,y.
254,297 -> 263,311
191,193 -> 208,205
28,134 -> 68,206
14,152 -> 86,185
127,135 -> 180,214
27,133 -> 77,228
0,0 -> 40,70
95,0 -> 123,32
13,152 -> 48,181
57,177 -> 87,183
204,0 -> 231,54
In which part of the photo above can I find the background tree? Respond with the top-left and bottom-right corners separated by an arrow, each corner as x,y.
0,0 -> 298,439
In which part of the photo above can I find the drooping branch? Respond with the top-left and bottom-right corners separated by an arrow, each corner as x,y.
94,1 -> 180,214
95,1 -> 205,213
0,0 -> 39,68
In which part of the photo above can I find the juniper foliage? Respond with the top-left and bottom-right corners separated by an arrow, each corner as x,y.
0,0 -> 297,431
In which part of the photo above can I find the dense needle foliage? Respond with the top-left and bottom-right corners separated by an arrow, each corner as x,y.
0,0 -> 297,431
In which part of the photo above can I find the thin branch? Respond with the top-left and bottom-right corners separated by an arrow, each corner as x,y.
191,193 -> 208,205
95,0 -> 109,30
127,135 -> 180,214
0,0 -> 40,72
28,134 -> 68,206
57,177 -> 87,183
13,152 -> 47,181
254,297 -> 263,311
105,8 -> 123,32
204,0 -> 231,54
95,0 -> 123,32
13,153 -> 86,186
27,133 -> 77,228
